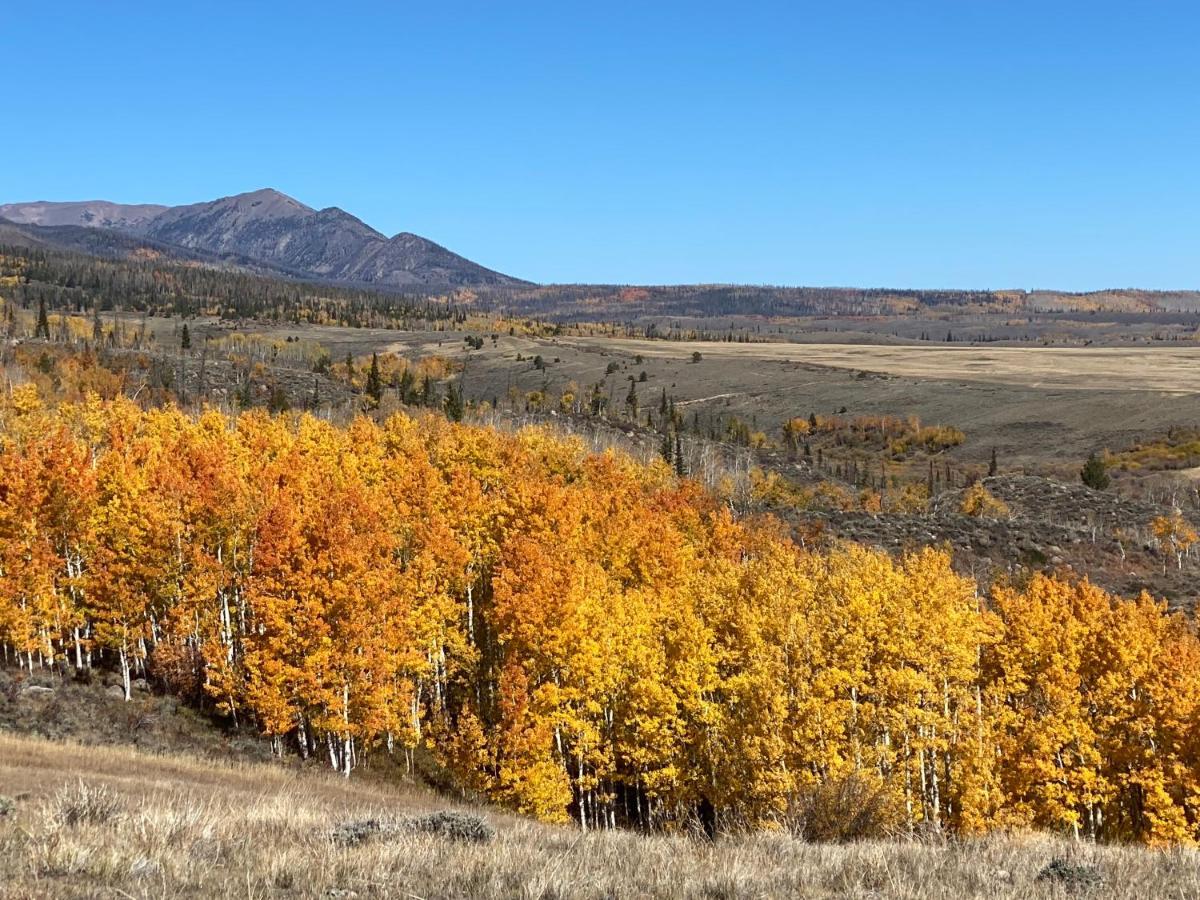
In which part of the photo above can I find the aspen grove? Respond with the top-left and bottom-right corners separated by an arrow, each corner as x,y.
2,386 -> 1200,845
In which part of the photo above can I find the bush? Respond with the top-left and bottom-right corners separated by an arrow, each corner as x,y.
330,810 -> 494,846
782,773 -> 903,842
0,795 -> 15,818
1080,452 -> 1110,490
406,811 -> 495,844
960,483 -> 1010,518
1036,858 -> 1103,889
52,780 -> 124,827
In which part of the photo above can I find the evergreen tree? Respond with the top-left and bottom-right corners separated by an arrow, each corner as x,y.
444,381 -> 465,422
988,446 -> 998,477
660,430 -> 674,466
1080,452 -> 1110,490
35,297 -> 50,339
181,323 -> 191,350
674,434 -> 686,477
366,352 -> 383,406
398,367 -> 415,405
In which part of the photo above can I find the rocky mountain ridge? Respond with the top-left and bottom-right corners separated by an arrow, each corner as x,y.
0,189 -> 523,288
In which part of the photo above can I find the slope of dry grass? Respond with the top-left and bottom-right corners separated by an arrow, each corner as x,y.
2,733 -> 1199,899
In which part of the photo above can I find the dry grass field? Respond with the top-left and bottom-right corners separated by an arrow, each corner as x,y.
90,312 -> 1200,474
556,339 -> 1200,393
2,732 -> 1198,899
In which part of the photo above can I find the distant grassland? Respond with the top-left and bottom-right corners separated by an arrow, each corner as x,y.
553,337 -> 1200,393
2,733 -> 1199,899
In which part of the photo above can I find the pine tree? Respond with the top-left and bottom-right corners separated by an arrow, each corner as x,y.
181,323 -> 191,350
366,353 -> 383,406
398,367 -> 415,404
660,430 -> 674,466
35,297 -> 49,339
988,446 -> 998,477
444,381 -> 465,422
1080,452 -> 1110,490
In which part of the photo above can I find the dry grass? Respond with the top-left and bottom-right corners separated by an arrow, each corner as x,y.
2,733 -> 1199,899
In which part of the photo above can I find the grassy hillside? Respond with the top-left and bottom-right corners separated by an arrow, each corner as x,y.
3,732 -> 1199,899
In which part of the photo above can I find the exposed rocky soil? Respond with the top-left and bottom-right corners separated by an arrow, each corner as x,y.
809,475 -> 1200,609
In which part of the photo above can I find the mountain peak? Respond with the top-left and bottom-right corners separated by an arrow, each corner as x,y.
234,186 -> 309,204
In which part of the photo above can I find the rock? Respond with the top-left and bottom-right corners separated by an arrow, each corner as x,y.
130,678 -> 150,693
105,684 -> 127,699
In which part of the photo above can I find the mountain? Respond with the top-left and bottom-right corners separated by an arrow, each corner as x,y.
0,200 -> 168,231
0,189 -> 525,288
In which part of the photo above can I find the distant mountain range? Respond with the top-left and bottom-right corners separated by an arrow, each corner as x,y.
0,189 -> 525,289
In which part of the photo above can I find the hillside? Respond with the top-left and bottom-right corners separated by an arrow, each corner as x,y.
0,200 -> 168,230
0,189 -> 525,289
2,727 -> 1195,899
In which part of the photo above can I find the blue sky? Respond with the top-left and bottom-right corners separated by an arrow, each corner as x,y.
3,2 -> 1198,289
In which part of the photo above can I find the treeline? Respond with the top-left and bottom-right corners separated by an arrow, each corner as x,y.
0,246 -> 462,327
486,284 -> 1019,321
2,390 -> 1200,845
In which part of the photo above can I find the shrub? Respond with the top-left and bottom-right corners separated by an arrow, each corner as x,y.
1036,858 -> 1103,889
52,780 -> 124,827
960,483 -> 1010,518
0,796 -> 15,818
330,810 -> 494,846
1080,452 -> 1111,490
782,773 -> 903,842
405,811 -> 495,844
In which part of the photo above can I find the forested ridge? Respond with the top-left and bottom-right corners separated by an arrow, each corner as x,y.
0,245 -> 461,327
2,387 -> 1200,845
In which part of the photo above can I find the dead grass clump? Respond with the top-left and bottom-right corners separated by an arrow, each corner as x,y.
0,796 -> 15,818
783,773 -> 904,843
51,779 -> 125,828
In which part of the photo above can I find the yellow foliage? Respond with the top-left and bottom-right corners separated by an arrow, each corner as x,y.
0,399 -> 1198,844
960,483 -> 1010,518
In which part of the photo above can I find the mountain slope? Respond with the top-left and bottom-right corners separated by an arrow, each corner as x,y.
1,188 -> 525,288
0,200 -> 168,231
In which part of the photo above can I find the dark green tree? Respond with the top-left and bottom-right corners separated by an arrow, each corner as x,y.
365,352 -> 383,406
398,367 -> 415,404
35,297 -> 50,339
444,381 -> 465,422
660,431 -> 674,466
181,323 -> 191,350
1080,452 -> 1110,490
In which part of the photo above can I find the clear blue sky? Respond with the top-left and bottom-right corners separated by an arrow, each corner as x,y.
4,2 -> 1198,289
